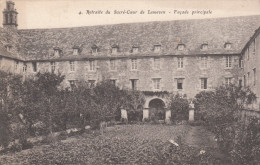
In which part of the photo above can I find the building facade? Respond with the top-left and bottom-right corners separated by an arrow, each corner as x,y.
0,1 -> 260,119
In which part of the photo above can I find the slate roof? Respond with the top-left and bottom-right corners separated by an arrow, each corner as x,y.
0,27 -> 23,60
3,15 -> 260,61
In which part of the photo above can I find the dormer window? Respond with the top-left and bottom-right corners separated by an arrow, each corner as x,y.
5,45 -> 12,52
177,44 -> 185,51
154,45 -> 161,52
53,47 -> 61,56
201,43 -> 208,50
72,46 -> 80,55
132,46 -> 139,53
111,44 -> 119,54
224,42 -> 232,49
91,44 -> 98,54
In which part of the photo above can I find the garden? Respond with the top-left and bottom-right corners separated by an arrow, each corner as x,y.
0,71 -> 259,164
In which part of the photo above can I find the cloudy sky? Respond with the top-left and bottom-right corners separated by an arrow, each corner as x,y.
0,0 -> 260,29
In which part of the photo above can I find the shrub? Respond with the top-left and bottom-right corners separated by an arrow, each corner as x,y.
230,117 -> 260,164
0,111 -> 11,149
168,94 -> 189,121
9,143 -> 22,152
194,84 -> 258,163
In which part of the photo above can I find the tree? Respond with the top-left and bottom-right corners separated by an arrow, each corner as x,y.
168,94 -> 189,121
194,84 -> 258,162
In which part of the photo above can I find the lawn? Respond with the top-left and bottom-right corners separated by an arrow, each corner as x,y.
0,124 -> 214,165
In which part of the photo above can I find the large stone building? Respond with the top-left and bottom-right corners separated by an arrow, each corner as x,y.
0,1 -> 260,119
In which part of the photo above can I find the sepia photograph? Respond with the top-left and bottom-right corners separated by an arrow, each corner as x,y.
0,0 -> 259,164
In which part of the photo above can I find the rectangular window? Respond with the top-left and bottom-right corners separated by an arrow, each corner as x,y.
69,61 -> 75,72
225,55 -> 232,68
130,79 -> 138,90
201,78 -> 207,89
89,60 -> 95,71
132,47 -> 139,53
131,58 -> 137,70
112,47 -> 118,54
110,59 -> 116,70
253,68 -> 256,86
154,45 -> 161,52
178,57 -> 183,68
88,80 -> 96,88
225,78 -> 232,86
153,78 -> 161,90
177,78 -> 183,90
201,56 -> 207,68
51,62 -> 56,73
32,62 -> 37,72
73,49 -> 78,55
154,58 -> 160,69
23,63 -> 27,72
239,59 -> 244,68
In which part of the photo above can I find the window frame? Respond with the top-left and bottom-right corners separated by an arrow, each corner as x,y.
69,61 -> 75,72
130,79 -> 138,90
225,77 -> 232,86
153,57 -> 160,70
152,78 -> 161,90
225,55 -> 232,68
201,56 -> 208,69
177,57 -> 184,68
110,59 -> 116,71
154,45 -> 161,52
176,78 -> 184,90
131,58 -> 137,70
32,62 -> 37,72
89,60 -> 96,71
51,61 -> 56,73
201,78 -> 208,89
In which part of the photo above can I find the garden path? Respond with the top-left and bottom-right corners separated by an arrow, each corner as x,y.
184,126 -> 231,164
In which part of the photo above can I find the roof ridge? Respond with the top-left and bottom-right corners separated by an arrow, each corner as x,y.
17,14 -> 260,31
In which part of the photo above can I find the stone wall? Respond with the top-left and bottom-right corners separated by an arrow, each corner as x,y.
22,54 -> 241,99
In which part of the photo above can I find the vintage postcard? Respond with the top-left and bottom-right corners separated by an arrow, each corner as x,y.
0,0 -> 259,164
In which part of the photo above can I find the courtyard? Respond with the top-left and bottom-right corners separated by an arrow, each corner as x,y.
0,124 -> 223,165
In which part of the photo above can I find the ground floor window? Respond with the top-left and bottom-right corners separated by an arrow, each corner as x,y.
177,78 -> 184,90
201,78 -> 207,89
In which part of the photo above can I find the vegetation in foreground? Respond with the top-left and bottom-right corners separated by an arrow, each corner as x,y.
0,124 -> 218,165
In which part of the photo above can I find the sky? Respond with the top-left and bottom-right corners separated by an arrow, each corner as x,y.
0,0 -> 260,29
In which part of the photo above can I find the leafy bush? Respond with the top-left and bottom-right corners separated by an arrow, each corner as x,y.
9,143 -> 22,152
0,111 -> 11,149
194,84 -> 259,163
230,117 -> 260,164
168,94 -> 189,121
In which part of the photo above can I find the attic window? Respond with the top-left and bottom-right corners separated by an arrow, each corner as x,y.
177,44 -> 185,51
154,45 -> 161,52
72,46 -> 80,55
201,44 -> 208,50
132,46 -> 139,53
224,43 -> 232,49
111,44 -> 119,54
53,47 -> 61,56
91,44 -> 98,54
5,45 -> 12,52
